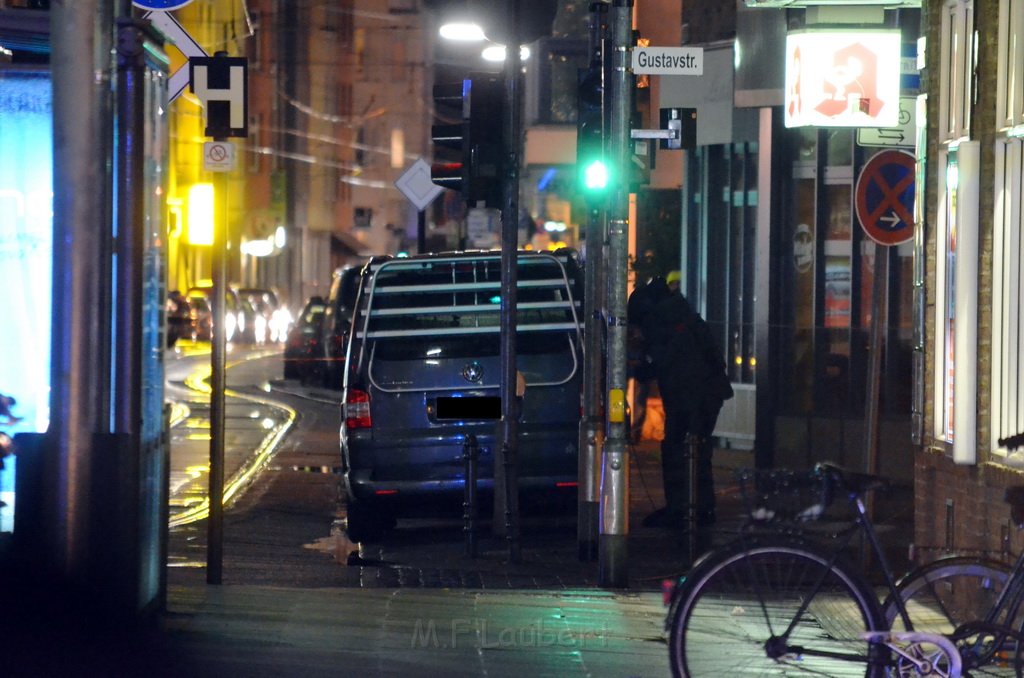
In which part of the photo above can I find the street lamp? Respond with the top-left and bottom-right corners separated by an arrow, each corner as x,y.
439,21 -> 486,41
481,44 -> 531,62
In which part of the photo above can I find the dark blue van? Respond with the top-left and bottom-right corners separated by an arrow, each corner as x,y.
340,250 -> 584,541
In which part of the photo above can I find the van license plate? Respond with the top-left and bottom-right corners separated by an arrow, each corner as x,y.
435,396 -> 501,421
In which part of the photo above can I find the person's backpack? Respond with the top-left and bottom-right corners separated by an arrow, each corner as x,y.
691,312 -> 734,403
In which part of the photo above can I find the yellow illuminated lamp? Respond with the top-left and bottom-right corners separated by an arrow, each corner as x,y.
187,183 -> 214,246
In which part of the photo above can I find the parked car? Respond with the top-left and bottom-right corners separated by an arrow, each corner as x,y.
339,250 -> 585,542
186,293 -> 213,342
237,293 -> 268,345
238,287 -> 292,343
186,285 -> 241,343
318,264 -> 362,389
283,295 -> 326,382
166,291 -> 196,347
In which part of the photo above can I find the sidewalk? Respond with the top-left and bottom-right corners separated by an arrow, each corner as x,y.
0,383 -> 913,677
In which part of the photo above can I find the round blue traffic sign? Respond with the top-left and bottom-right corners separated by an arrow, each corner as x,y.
132,0 -> 195,10
855,150 -> 916,246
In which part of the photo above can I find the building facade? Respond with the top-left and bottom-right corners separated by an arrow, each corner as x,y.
915,0 -> 1024,562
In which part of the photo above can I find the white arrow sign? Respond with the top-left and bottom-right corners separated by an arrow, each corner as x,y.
144,10 -> 208,102
879,213 -> 901,228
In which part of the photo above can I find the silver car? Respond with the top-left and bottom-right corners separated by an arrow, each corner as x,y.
340,250 -> 584,541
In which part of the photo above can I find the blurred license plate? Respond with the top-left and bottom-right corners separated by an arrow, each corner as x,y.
435,396 -> 501,421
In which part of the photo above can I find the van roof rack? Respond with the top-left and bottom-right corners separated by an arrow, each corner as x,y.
354,250 -> 583,342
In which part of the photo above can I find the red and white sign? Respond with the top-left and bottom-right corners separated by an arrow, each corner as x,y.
784,30 -> 901,129
855,150 -> 916,246
203,141 -> 236,172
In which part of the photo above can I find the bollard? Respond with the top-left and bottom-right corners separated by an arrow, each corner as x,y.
463,434 -> 479,558
685,432 -> 700,566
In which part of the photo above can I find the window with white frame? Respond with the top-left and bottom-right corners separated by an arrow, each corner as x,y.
939,0 -> 975,143
991,141 -> 1024,462
990,0 -> 1024,463
934,143 -> 981,463
997,0 -> 1024,131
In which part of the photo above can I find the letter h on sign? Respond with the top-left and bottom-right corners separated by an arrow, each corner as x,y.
189,55 -> 248,138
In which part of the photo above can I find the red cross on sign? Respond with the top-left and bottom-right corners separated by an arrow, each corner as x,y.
855,149 -> 916,246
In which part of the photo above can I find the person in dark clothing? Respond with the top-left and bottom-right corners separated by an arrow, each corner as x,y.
641,271 -> 733,529
627,275 -> 670,442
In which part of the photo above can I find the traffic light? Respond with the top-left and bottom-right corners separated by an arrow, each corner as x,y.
465,75 -> 504,208
430,75 -> 505,208
577,65 -> 608,198
430,81 -> 470,196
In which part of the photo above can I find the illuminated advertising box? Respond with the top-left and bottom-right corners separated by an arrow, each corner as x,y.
0,70 -> 51,435
784,29 -> 901,128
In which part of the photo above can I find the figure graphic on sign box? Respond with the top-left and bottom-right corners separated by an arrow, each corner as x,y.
786,46 -> 802,120
816,43 -> 884,119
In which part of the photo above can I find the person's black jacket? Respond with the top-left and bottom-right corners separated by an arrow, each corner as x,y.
642,293 -> 733,412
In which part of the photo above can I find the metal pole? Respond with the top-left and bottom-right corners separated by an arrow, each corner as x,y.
208,116 -> 229,583
111,16 -> 148,612
578,1 -> 608,562
497,0 -> 522,563
417,209 -> 426,254
864,248 -> 888,490
49,0 -> 115,579
598,0 -> 632,588
463,434 -> 479,558
685,433 -> 699,564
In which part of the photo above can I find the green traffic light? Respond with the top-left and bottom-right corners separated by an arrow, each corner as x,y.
583,159 -> 608,190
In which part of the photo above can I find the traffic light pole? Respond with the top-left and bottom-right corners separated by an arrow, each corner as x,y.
497,0 -> 522,563
598,0 -> 632,588
578,1 -> 607,563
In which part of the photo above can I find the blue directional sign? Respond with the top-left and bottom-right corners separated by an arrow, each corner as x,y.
132,0 -> 195,10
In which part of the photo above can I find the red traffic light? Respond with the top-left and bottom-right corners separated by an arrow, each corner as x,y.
430,162 -> 466,191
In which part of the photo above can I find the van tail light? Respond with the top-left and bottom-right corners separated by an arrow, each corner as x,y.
345,389 -> 371,428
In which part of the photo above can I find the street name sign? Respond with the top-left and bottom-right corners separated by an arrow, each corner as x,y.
631,47 -> 703,76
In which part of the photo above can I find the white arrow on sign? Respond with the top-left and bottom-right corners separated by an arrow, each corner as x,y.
880,213 -> 901,228
144,10 -> 208,102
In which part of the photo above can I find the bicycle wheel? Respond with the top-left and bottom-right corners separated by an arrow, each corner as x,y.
668,538 -> 886,677
884,557 -> 1016,677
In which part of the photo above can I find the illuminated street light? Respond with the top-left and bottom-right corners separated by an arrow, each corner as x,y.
439,22 -> 486,41
481,44 -> 531,62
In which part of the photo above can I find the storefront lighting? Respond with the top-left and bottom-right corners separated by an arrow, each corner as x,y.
274,225 -> 286,248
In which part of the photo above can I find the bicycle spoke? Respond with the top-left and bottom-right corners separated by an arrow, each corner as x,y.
670,542 -> 883,677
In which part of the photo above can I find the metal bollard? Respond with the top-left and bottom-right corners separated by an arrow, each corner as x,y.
463,434 -> 479,557
685,432 -> 700,566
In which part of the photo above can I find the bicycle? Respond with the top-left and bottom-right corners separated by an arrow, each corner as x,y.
663,446 -> 1024,678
